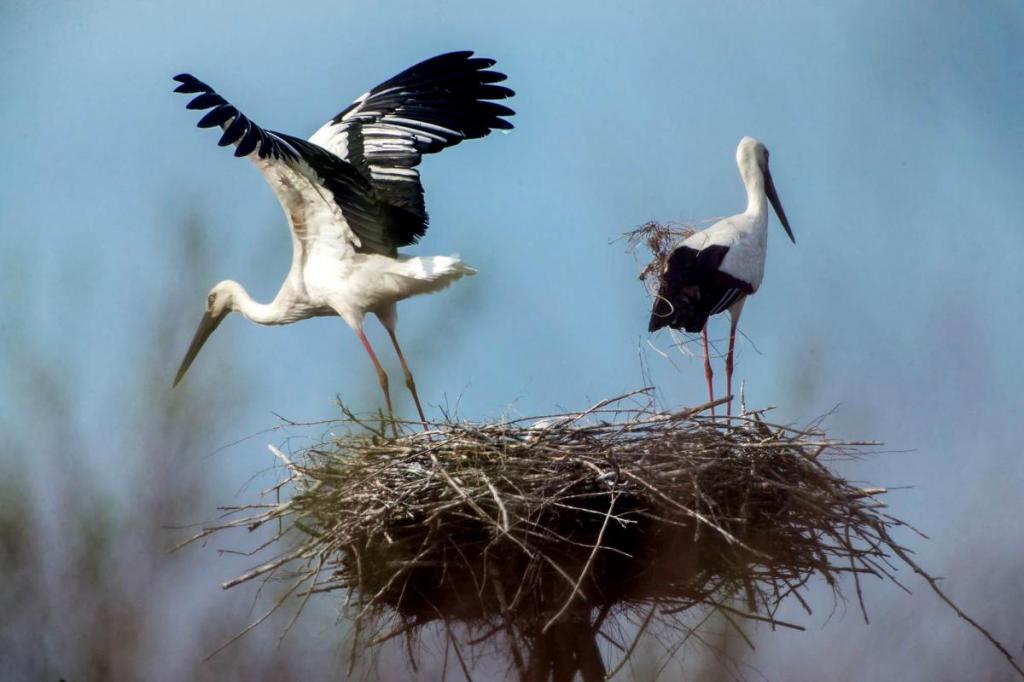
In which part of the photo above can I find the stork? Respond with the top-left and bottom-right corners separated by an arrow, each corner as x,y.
647,137 -> 794,417
170,51 -> 515,431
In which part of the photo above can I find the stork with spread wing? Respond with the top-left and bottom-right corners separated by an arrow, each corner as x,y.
171,51 -> 515,430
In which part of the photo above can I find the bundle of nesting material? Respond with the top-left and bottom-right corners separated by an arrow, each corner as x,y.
191,389 -> 1014,680
625,220 -> 698,298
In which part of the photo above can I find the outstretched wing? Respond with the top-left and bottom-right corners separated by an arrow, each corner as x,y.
308,51 -> 515,246
173,74 -> 420,257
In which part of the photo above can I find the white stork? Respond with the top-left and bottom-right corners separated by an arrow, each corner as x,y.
648,137 -> 794,417
171,51 -> 515,430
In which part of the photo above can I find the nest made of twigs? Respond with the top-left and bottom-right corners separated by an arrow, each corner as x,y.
191,391 -> 930,678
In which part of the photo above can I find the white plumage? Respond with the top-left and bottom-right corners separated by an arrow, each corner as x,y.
171,52 -> 515,430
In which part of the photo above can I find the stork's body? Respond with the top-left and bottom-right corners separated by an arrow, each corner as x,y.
648,137 -> 794,416
170,52 -> 515,430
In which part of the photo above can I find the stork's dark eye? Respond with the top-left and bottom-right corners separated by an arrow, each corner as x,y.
208,293 -> 216,307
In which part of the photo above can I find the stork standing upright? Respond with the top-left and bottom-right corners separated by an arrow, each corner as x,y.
647,137 -> 795,417
170,52 -> 515,430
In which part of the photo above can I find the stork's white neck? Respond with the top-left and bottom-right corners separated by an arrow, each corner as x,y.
741,162 -> 768,217
222,281 -> 285,325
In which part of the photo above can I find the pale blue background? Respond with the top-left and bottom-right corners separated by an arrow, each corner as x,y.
2,1 -> 1022,680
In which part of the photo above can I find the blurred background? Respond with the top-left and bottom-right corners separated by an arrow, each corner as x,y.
2,1 -> 1022,680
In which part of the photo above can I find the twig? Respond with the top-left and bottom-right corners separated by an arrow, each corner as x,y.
543,493 -> 619,633
883,529 -> 1024,679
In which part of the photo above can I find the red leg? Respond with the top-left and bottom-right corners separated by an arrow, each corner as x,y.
702,327 -> 715,418
386,327 -> 429,432
357,329 -> 397,436
726,315 -> 738,418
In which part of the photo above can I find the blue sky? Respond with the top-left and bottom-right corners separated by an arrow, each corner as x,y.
2,1 -> 1023,678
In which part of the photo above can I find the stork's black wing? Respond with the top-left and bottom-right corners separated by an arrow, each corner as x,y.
308,51 -> 515,247
648,245 -> 753,333
173,74 -> 420,257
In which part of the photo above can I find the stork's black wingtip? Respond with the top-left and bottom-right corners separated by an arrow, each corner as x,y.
172,74 -> 197,92
173,74 -> 211,94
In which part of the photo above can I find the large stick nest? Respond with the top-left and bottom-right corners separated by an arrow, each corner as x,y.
190,391 -> 945,678
320,398 -> 888,627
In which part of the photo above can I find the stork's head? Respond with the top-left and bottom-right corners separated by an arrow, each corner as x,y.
172,280 -> 237,387
736,136 -> 795,244
736,136 -> 767,172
